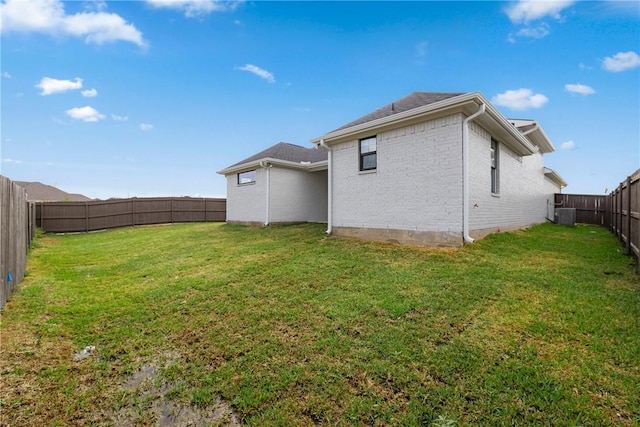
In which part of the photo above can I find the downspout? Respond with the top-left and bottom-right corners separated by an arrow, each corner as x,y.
463,103 -> 486,243
520,122 -> 539,136
520,123 -> 540,153
259,161 -> 271,226
318,139 -> 332,234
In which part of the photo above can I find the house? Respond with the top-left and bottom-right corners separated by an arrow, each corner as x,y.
217,142 -> 328,225
218,91 -> 567,246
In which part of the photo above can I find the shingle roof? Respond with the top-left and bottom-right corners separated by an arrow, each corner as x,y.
333,91 -> 466,132
228,142 -> 328,168
14,181 -> 92,202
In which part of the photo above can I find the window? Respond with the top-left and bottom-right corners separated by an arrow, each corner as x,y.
359,136 -> 377,171
238,170 -> 256,185
491,139 -> 499,194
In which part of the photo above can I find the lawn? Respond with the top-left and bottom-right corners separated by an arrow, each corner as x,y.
1,222 -> 638,426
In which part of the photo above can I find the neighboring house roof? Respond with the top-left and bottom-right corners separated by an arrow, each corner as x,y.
14,181 -> 92,202
218,142 -> 328,175
311,91 -> 552,157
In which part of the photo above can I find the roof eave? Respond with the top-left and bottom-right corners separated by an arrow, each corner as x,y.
217,158 -> 327,175
311,92 -> 480,145
528,125 -> 555,153
544,167 -> 568,188
511,120 -> 555,153
311,92 -> 537,156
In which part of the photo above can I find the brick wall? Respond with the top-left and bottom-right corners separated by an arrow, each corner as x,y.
330,112 -> 561,245
226,167 -> 328,225
467,122 -> 560,236
270,168 -> 327,223
226,168 -> 267,224
332,113 -> 464,243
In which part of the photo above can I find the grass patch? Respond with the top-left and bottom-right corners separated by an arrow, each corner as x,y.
1,223 -> 639,425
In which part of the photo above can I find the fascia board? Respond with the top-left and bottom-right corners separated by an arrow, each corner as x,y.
308,160 -> 328,172
310,92 -> 482,145
217,158 -> 327,175
479,97 -> 537,156
544,167 -> 568,187
216,161 -> 260,176
530,126 -> 555,153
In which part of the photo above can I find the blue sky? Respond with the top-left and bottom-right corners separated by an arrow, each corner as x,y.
1,0 -> 638,199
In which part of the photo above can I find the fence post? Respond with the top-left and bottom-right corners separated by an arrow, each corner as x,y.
625,176 -> 632,255
617,186 -> 622,240
41,201 -> 45,232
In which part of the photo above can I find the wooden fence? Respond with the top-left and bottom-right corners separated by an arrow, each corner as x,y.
36,197 -> 226,233
556,168 -> 640,272
608,169 -> 640,269
1,176 -> 36,308
554,193 -> 607,225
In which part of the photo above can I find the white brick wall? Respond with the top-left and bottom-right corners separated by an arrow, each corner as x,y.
226,168 -> 267,224
270,168 -> 327,223
467,122 -> 560,234
330,113 -> 561,242
226,167 -> 327,224
332,113 -> 464,233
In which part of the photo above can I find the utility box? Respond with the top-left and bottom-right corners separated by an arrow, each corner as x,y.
556,208 -> 576,226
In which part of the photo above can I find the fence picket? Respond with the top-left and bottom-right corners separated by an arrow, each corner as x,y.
1,175 -> 34,308
553,169 -> 640,272
35,197 -> 226,233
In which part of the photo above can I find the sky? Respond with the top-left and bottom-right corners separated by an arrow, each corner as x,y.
1,0 -> 638,199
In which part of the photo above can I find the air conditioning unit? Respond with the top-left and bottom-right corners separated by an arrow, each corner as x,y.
556,208 -> 576,226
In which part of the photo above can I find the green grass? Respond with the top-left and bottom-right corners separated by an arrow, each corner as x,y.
1,222 -> 639,426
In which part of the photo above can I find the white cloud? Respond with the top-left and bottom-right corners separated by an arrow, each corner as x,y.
139,123 -> 153,131
0,0 -> 146,47
145,0 -> 235,18
36,77 -> 82,95
1,158 -> 22,164
237,64 -> 275,83
564,83 -> 595,95
2,71 -> 11,78
415,40 -> 429,58
66,106 -> 105,122
81,88 -> 98,97
560,140 -> 576,150
111,114 -> 129,121
602,51 -> 640,72
515,23 -> 550,39
492,88 -> 549,110
84,1 -> 107,12
505,0 -> 575,23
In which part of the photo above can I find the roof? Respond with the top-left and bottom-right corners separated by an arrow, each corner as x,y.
14,181 -> 92,202
311,91 -> 549,157
218,142 -> 328,175
544,168 -> 568,188
510,119 -> 555,153
333,92 -> 465,132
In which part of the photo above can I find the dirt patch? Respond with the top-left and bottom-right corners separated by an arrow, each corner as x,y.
110,351 -> 241,426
